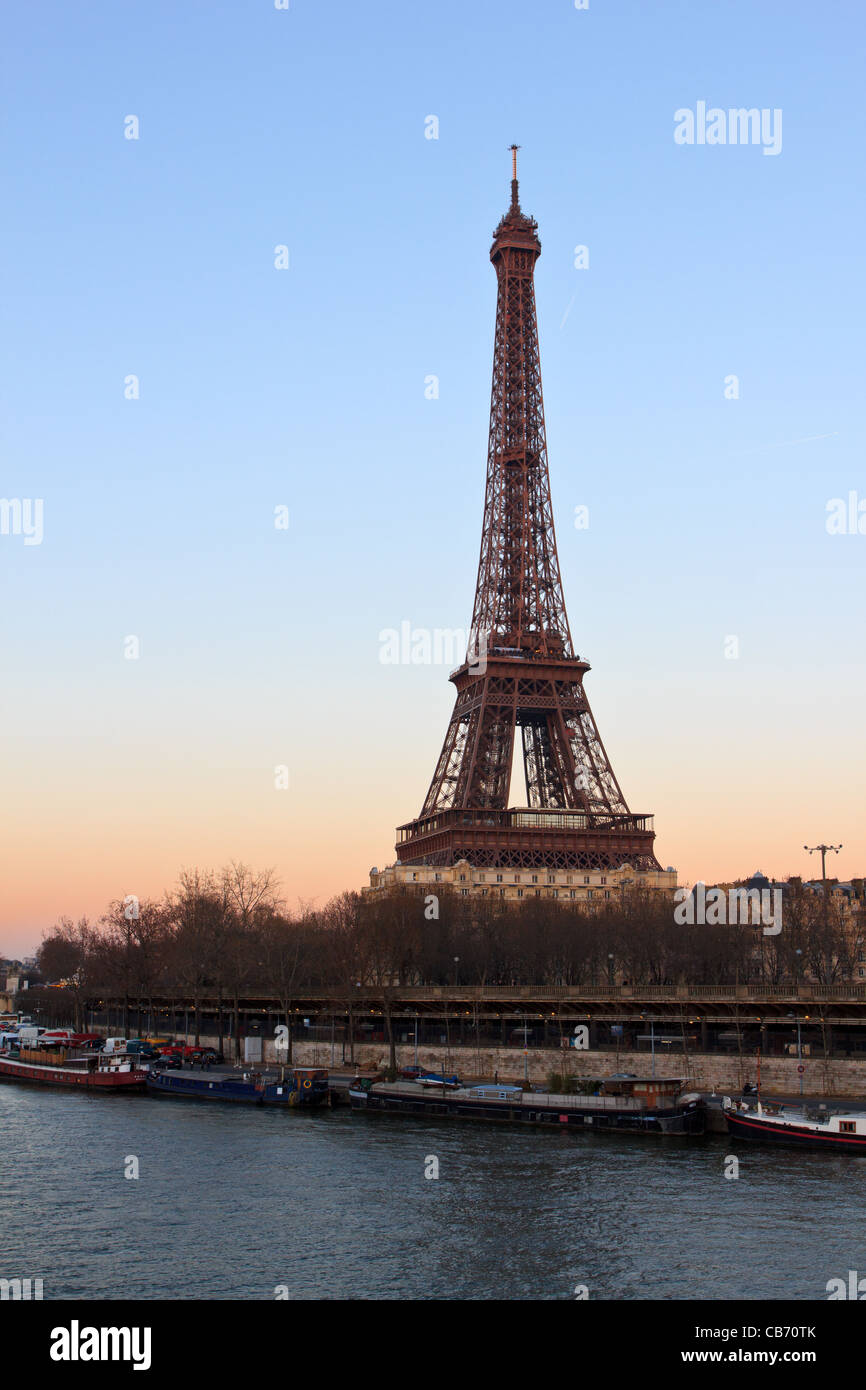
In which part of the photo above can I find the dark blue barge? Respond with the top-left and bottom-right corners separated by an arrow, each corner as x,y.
147,1066 -> 330,1107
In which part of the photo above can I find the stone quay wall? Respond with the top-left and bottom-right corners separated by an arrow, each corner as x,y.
264,1040 -> 866,1098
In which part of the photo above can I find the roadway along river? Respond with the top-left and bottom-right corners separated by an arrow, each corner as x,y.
3,1084 -> 863,1300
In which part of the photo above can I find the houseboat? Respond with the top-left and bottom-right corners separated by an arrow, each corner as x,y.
147,1065 -> 330,1108
724,1099 -> 866,1152
0,1046 -> 147,1092
348,1074 -> 704,1136
148,1070 -> 262,1103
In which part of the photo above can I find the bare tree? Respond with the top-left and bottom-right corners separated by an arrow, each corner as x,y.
37,917 -> 96,1031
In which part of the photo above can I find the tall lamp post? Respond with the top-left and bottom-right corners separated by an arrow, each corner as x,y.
788,1011 -> 804,1095
804,843 -> 842,885
639,1012 -> 656,1077
804,843 -> 842,929
513,1010 -> 530,1084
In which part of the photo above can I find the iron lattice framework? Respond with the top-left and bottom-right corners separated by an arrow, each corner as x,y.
397,157 -> 660,872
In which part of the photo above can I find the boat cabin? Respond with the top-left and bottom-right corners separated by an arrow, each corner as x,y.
826,1114 -> 866,1135
598,1076 -> 686,1102
468,1084 -> 524,1101
292,1068 -> 328,1093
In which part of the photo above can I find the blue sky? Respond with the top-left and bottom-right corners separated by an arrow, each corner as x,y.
2,0 -> 864,949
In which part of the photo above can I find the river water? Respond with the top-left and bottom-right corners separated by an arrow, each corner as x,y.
3,1085 -> 863,1301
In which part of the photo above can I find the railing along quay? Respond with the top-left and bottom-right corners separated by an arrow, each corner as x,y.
269,984 -> 866,1003
99,983 -> 866,1012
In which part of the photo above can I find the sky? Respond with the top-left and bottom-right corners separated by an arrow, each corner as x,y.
1,0 -> 864,956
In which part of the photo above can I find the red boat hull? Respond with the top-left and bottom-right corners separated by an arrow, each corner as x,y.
0,1055 -> 147,1091
727,1109 -> 866,1151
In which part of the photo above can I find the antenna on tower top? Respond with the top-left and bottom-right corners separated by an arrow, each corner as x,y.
509,143 -> 521,208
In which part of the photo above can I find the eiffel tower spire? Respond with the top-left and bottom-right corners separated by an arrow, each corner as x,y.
469,147 -> 571,663
396,160 -> 661,873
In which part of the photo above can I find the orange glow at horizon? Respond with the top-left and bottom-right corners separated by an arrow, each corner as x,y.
3,735 -> 862,959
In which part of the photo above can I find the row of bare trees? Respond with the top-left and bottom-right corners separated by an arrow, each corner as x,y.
33,866 -> 861,1040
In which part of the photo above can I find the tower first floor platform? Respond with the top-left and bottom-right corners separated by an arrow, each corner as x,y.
394,806 -> 662,874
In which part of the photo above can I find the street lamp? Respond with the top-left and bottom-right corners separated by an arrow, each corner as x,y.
795,947 -> 803,986
805,845 -> 842,939
348,982 -> 361,1066
804,843 -> 842,883
787,1011 -> 804,1095
637,1010 -> 656,1075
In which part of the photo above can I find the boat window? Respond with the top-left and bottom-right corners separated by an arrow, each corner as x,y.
840,1121 -> 856,1134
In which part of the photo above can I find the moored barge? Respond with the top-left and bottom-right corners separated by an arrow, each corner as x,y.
147,1065 -> 330,1108
0,1048 -> 147,1091
725,1100 -> 866,1152
348,1075 -> 704,1136
148,1070 -> 262,1103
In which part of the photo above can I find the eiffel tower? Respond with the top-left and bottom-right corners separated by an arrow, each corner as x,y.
396,152 -> 661,873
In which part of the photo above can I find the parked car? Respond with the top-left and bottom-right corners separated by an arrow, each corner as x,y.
157,1053 -> 183,1070
178,1045 -> 222,1062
